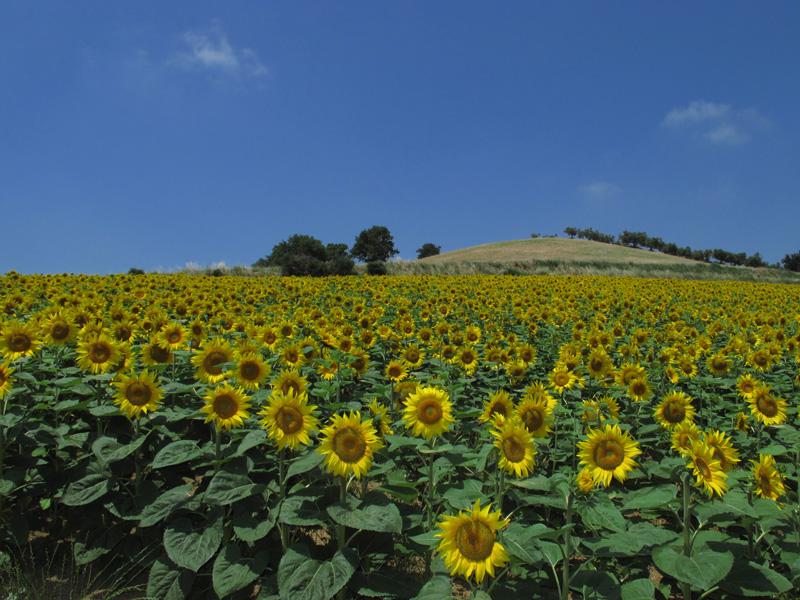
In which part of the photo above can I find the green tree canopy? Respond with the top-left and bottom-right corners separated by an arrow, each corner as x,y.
351,226 -> 399,263
416,243 -> 441,259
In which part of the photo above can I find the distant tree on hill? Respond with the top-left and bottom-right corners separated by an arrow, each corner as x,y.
416,243 -> 441,259
254,234 -> 354,276
351,226 -> 399,263
782,251 -> 800,272
564,227 -> 578,238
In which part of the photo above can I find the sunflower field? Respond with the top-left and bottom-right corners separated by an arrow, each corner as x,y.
1,271 -> 800,600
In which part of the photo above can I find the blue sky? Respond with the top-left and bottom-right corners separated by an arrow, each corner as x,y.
2,2 -> 798,274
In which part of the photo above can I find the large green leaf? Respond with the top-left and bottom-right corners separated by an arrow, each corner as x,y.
570,570 -> 620,600
147,554 -> 196,600
578,502 -> 626,533
719,559 -> 793,596
278,544 -> 358,600
152,440 -> 204,469
620,579 -> 655,600
279,490 -> 326,526
232,511 -> 278,543
412,575 -> 456,600
92,435 -> 146,465
327,495 -> 402,533
204,466 -> 261,505
73,523 -> 124,565
163,508 -> 224,572
652,546 -> 733,589
61,473 -> 113,506
351,571 -> 422,598
138,483 -> 194,527
234,430 -> 268,456
622,485 -> 678,511
286,448 -> 325,479
212,543 -> 269,598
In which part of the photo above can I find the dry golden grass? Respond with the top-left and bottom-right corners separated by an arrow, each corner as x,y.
417,238 -> 697,265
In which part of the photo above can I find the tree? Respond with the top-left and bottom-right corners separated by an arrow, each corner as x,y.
416,243 -> 441,259
351,226 -> 399,263
564,227 -> 578,239
782,251 -> 800,272
254,234 -> 329,277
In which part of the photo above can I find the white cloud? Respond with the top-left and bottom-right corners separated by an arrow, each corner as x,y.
661,100 -> 769,146
579,182 -> 621,200
704,124 -> 749,145
662,100 -> 731,126
169,28 -> 267,81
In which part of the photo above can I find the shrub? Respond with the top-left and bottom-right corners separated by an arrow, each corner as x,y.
416,243 -> 441,259
366,261 -> 388,276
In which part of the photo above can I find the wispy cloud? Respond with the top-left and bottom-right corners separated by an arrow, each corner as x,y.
661,100 -> 769,146
169,27 -> 268,81
579,181 -> 621,200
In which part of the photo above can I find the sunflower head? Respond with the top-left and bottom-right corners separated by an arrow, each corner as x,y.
317,411 -> 382,479
577,424 -> 641,487
201,384 -> 251,431
1,321 -> 41,360
748,384 -> 787,426
515,395 -> 553,438
233,353 -> 271,390
259,389 -> 319,450
751,454 -> 785,502
491,418 -> 537,478
435,499 -> 510,584
113,370 -> 163,420
687,439 -> 728,499
76,334 -> 121,374
479,390 -> 514,424
654,391 -> 696,430
402,385 -> 455,440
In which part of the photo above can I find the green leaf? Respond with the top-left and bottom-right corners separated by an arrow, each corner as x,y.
232,511 -> 278,543
578,501 -> 626,533
89,404 -> 123,416
719,559 -> 793,596
759,443 -> 788,456
152,440 -> 204,469
61,473 -> 113,506
286,448 -> 325,479
235,429 -> 268,456
92,435 -> 146,465
327,495 -> 402,533
138,484 -> 195,528
351,571 -> 422,598
279,491 -> 326,526
212,543 -> 269,598
383,434 -> 426,450
622,484 -> 678,511
538,540 -> 563,567
652,546 -> 733,589
621,579 -> 655,600
570,570 -> 620,600
73,524 -> 124,565
204,466 -> 260,505
163,508 -> 224,572
278,544 -> 358,600
501,526 -> 542,563
412,575 -> 456,600
147,554 -> 196,600
408,531 -> 439,549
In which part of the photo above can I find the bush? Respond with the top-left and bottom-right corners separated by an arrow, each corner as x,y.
330,256 -> 356,276
366,261 -> 388,276
352,226 -> 399,263
416,243 -> 441,259
128,267 -> 145,275
283,254 -> 329,277
782,251 -> 800,272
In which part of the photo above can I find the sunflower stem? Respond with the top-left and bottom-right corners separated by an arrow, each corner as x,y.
425,442 -> 436,578
756,421 -> 762,456
681,471 -> 693,600
214,426 -> 221,473
133,417 -> 142,496
337,476 -> 348,600
746,489 -> 755,560
560,491 -> 573,600
279,448 -> 288,553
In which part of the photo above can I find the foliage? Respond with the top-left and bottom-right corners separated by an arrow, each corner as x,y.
254,234 -> 354,277
127,267 -> 145,275
351,226 -> 399,263
781,251 -> 800,272
366,261 -> 388,275
416,243 -> 441,260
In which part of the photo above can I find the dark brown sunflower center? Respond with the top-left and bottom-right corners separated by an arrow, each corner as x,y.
455,520 -> 495,562
741,383 -> 755,394
116,325 -> 132,341
213,394 -> 238,419
281,326 -> 293,337
460,352 -> 475,365
695,457 -> 712,479
631,381 -> 647,396
664,401 -> 686,423
759,473 -> 772,496
276,406 -> 303,434
166,331 -> 182,343
418,399 -> 443,425
10,333 -> 31,352
263,332 -> 277,344
351,357 -> 365,371
126,382 -> 152,406
594,439 -> 624,471
90,343 -> 112,363
712,358 -> 728,371
489,403 -> 507,418
281,379 -> 301,395
51,323 -> 70,341
754,353 -> 768,366
589,358 -> 604,372
204,351 -> 227,375
150,345 -> 170,363
554,373 -> 570,387
284,349 -> 299,363
406,349 -> 420,362
756,395 -> 778,418
332,427 -> 367,463
502,436 -> 525,463
388,365 -> 403,378
240,361 -> 261,380
522,408 -> 543,432
710,447 -> 727,470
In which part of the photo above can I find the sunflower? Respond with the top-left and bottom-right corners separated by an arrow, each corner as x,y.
401,344 -> 425,368
586,349 -> 613,380
403,385 -> 455,440
735,411 -> 750,433
577,424 -> 641,487
479,390 -> 515,424
671,421 -> 702,456
457,347 -> 479,373
653,391 -> 696,430
41,312 -> 77,346
76,334 -> 121,374
705,353 -> 731,376
259,389 -> 319,450
280,342 -> 306,369
524,381 -> 556,407
385,360 -> 409,383
736,374 -> 760,399
232,352 -> 271,390
664,365 -> 680,385
615,362 -> 646,387
435,499 -> 509,584
598,395 -> 621,421
0,361 -> 15,399
748,383 -> 787,426
515,395 -> 553,438
257,325 -> 280,350
317,411 -> 382,479
201,384 -> 251,431
747,348 -> 773,372
112,370 -> 164,420
316,351 -> 339,381
703,429 -> 740,473
548,364 -> 578,394
676,356 -> 698,379
581,400 -> 601,424
751,454 -> 785,502
348,348 -> 370,377
516,343 -> 537,365
575,467 -> 596,493
367,398 -> 393,438
111,319 -> 135,344
686,439 -> 727,499
141,338 -> 173,366
626,377 -> 652,403
158,322 -> 189,351
272,369 -> 309,397
192,339 -> 235,383
504,360 -> 528,382
491,418 -> 537,478
0,320 -> 41,360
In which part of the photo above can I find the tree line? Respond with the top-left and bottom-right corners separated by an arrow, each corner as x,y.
561,227 -> 798,270
252,226 -> 441,277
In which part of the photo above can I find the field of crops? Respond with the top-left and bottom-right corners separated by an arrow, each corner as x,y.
1,271 -> 799,600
